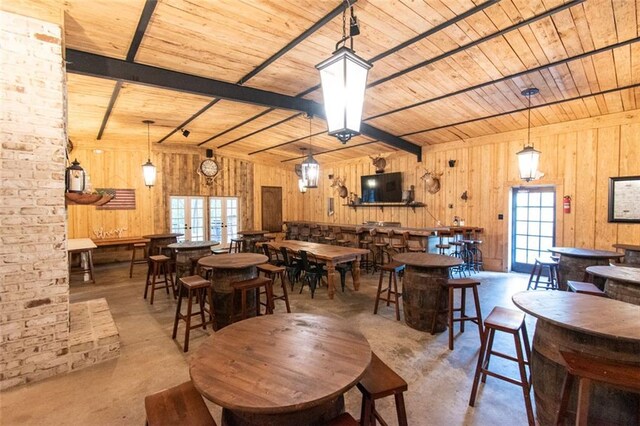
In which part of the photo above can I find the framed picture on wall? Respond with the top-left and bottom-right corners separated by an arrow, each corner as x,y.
608,176 -> 640,223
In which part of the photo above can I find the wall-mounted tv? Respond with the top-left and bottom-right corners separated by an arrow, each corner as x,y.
361,172 -> 402,203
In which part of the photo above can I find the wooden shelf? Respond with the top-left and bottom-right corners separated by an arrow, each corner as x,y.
65,193 -> 114,206
343,202 -> 425,212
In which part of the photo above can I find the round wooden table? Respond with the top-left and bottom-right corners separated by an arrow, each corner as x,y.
238,230 -> 270,252
586,265 -> 640,305
512,291 -> 640,426
613,243 -> 640,265
198,253 -> 268,329
167,240 -> 219,278
394,252 -> 463,332
143,233 -> 184,256
190,313 -> 371,426
548,247 -> 624,290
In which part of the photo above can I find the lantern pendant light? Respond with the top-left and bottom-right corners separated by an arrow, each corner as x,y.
297,148 -> 308,193
301,116 -> 319,189
141,120 -> 157,188
65,158 -> 86,193
517,88 -> 541,182
316,3 -> 372,144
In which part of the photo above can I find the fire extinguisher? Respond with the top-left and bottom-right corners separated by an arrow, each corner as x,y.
563,195 -> 571,214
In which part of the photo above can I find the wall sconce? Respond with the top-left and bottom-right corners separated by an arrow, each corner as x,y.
65,159 -> 86,193
448,159 -> 456,168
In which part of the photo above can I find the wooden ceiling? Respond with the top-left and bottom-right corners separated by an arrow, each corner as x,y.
64,0 -> 640,165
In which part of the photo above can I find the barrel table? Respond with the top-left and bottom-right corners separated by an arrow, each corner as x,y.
197,253 -> 267,329
394,252 -> 463,332
167,240 -> 219,279
548,247 -> 624,290
512,291 -> 640,426
143,233 -> 183,256
613,243 -> 640,265
586,265 -> 640,305
237,230 -> 270,252
190,313 -> 371,426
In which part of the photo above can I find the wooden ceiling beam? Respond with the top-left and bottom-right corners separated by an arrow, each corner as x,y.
281,141 -> 378,163
96,0 -> 158,140
156,0 -> 357,145
66,49 -> 422,159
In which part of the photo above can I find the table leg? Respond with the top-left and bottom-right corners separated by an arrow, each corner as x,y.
351,257 -> 361,291
326,262 -> 336,299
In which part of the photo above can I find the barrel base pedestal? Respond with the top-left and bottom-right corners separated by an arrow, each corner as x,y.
605,278 -> 640,305
557,257 -> 610,291
210,266 -> 258,330
402,265 -> 449,332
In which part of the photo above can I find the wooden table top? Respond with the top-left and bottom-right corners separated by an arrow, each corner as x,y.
394,252 -> 463,268
198,253 -> 268,269
512,291 -> 640,342
586,265 -> 640,284
549,247 -> 624,259
142,233 -> 184,239
189,313 -> 371,413
613,243 -> 640,252
167,240 -> 219,250
92,236 -> 150,247
266,240 -> 369,262
237,230 -> 269,236
68,238 -> 97,251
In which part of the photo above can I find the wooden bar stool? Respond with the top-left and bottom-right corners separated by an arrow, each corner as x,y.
431,278 -> 483,350
333,226 -> 350,246
373,261 -> 405,321
129,242 -> 148,278
231,276 -> 273,321
144,381 -> 217,426
526,257 -> 559,290
436,231 -> 451,255
357,230 -> 374,273
357,352 -> 408,426
144,255 -> 175,305
370,229 -> 389,270
469,306 -> 534,426
556,350 -> 640,425
257,263 -> 291,313
172,275 -> 215,352
567,280 -> 607,297
324,412 -> 359,426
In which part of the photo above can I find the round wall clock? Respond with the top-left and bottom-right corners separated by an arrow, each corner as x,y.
199,158 -> 219,185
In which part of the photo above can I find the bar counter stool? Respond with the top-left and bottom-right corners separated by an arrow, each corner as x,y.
436,231 -> 451,255
129,242 -> 148,278
144,255 -> 175,305
172,275 -> 215,352
431,278 -> 483,350
526,257 -> 559,290
469,306 -> 534,426
357,352 -> 408,426
145,381 -> 217,426
357,230 -> 374,273
230,276 -> 273,321
229,238 -> 244,253
370,229 -> 389,271
257,263 -> 291,313
373,261 -> 405,321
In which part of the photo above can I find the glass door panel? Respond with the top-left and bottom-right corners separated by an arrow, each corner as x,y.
207,197 -> 239,246
170,197 -> 187,241
209,199 -> 223,244
226,198 -> 238,242
189,197 -> 205,241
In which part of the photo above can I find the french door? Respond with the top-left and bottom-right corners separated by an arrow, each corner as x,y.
170,196 -> 239,244
511,187 -> 556,273
209,197 -> 238,246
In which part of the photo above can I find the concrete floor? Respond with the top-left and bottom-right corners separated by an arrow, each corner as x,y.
1,263 -> 538,426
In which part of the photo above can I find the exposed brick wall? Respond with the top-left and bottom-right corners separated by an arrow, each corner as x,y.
0,11 -> 69,389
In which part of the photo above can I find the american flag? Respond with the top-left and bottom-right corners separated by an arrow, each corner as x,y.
96,188 -> 136,210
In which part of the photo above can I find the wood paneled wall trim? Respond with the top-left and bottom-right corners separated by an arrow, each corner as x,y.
294,110 -> 640,272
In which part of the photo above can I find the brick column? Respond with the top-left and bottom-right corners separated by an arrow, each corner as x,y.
0,10 -> 69,389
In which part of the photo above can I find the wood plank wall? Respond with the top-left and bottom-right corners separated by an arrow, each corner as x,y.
298,110 -> 640,271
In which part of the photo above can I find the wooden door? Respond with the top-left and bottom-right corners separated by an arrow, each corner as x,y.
261,186 -> 282,232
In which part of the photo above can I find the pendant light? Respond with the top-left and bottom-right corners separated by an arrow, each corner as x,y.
517,88 -> 541,182
65,159 -> 86,193
141,120 -> 157,188
301,116 -> 319,188
297,148 -> 308,193
316,2 -> 372,144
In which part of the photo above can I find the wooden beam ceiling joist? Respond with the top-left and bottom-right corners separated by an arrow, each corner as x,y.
66,49 -> 421,160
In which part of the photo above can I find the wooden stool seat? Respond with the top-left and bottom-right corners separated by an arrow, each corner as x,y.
130,242 -> 148,278
324,412 -> 359,426
469,306 -> 534,425
556,351 -> 640,425
231,276 -> 274,321
172,275 -> 215,352
436,244 -> 450,255
145,255 -> 175,305
567,280 -> 606,297
144,381 -> 216,426
374,262 -> 405,321
527,257 -> 559,290
433,278 -> 483,350
357,352 -> 408,426
229,238 -> 244,253
257,263 -> 291,313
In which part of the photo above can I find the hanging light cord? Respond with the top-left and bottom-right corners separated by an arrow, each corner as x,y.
147,121 -> 151,160
308,116 -> 313,155
526,92 -> 532,148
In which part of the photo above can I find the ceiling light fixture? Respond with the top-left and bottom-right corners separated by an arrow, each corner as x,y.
301,116 -> 319,188
142,120 -> 157,188
297,148 -> 308,193
181,128 -> 190,138
517,88 -> 541,182
316,1 -> 372,144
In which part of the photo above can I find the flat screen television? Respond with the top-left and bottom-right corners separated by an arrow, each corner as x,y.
361,172 -> 402,203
